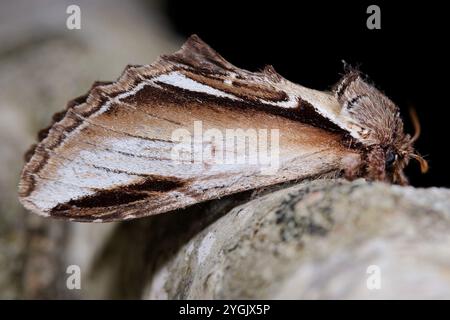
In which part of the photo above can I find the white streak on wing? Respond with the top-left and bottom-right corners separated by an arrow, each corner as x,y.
32,135 -> 258,212
259,93 -> 298,109
312,104 -> 362,140
272,83 -> 362,141
154,72 -> 240,100
103,137 -> 171,158
30,162 -> 138,211
256,87 -> 359,140
73,148 -> 179,175
274,83 -> 363,141
73,145 -> 254,177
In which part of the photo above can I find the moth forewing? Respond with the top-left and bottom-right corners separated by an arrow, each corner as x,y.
19,92 -> 358,222
19,34 -> 414,222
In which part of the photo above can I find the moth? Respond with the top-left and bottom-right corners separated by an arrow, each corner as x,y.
18,35 -> 428,222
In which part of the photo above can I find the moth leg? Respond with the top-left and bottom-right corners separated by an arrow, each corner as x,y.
365,147 -> 386,182
394,169 -> 409,186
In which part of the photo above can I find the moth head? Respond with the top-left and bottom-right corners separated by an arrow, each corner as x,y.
335,69 -> 428,185
384,109 -> 428,185
386,109 -> 428,182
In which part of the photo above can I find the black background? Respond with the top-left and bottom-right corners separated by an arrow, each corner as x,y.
0,300 -> 436,318
162,1 -> 449,188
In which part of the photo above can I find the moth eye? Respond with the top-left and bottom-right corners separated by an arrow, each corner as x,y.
385,150 -> 398,169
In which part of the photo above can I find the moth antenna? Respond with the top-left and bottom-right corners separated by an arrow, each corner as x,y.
409,108 -> 421,144
407,108 -> 428,173
410,153 -> 429,173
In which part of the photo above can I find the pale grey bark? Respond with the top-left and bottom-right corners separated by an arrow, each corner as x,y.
142,179 -> 450,299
